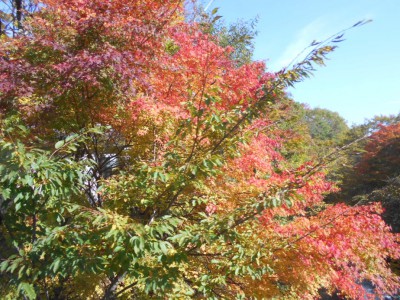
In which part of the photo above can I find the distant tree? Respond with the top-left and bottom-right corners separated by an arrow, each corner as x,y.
186,2 -> 258,66
275,105 -> 351,179
343,114 -> 400,149
365,176 -> 400,232
356,123 -> 400,187
329,114 -> 400,201
304,107 -> 349,149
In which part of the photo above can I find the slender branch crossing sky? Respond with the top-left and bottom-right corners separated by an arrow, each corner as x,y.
213,0 -> 400,124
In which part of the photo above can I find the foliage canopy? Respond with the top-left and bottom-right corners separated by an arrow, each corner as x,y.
0,1 -> 398,299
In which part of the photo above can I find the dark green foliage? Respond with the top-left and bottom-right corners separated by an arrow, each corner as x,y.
363,176 -> 400,232
304,107 -> 348,149
0,120 -> 95,299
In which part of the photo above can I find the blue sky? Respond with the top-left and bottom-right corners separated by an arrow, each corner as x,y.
207,0 -> 400,125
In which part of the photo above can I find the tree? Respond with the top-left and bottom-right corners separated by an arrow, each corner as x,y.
330,116 -> 400,201
332,122 -> 400,229
0,0 -> 37,35
355,123 -> 400,185
304,107 -> 348,150
186,2 -> 258,66
327,120 -> 400,289
276,104 -> 349,168
365,176 -> 400,233
0,1 -> 398,299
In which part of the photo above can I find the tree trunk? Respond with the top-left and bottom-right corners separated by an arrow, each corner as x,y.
102,273 -> 126,300
15,0 -> 23,30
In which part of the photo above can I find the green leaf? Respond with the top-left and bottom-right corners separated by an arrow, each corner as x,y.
18,282 -> 36,300
160,242 -> 168,255
1,188 -> 10,199
213,15 -> 222,23
52,258 -> 61,273
65,133 -> 78,142
18,265 -> 26,279
88,127 -> 104,134
153,171 -> 159,181
114,246 -> 124,252
55,140 -> 64,149
0,260 -> 9,272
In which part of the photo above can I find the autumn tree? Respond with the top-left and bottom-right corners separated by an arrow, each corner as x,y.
330,121 -> 400,233
0,1 -> 398,299
0,0 -> 37,35
186,2 -> 258,66
329,115 -> 400,200
356,122 -> 400,187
